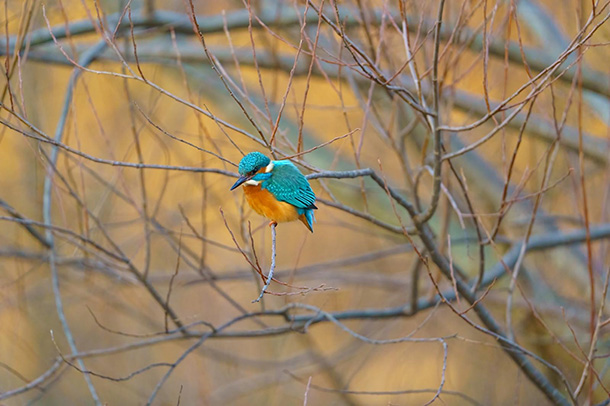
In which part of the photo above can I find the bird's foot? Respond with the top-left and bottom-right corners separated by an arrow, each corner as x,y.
268,221 -> 278,228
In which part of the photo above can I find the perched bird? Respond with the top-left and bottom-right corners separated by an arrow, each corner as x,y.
230,152 -> 317,232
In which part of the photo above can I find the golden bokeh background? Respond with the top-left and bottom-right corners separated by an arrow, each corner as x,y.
0,0 -> 609,405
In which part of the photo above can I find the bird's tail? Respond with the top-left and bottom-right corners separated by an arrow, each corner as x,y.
298,209 -> 315,233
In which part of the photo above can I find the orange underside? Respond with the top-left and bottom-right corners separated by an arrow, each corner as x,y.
243,185 -> 311,231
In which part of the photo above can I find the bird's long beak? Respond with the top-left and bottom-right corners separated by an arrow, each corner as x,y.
230,175 -> 250,191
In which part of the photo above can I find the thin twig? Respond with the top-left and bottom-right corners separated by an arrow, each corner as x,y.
41,38 -> 106,406
253,223 -> 277,303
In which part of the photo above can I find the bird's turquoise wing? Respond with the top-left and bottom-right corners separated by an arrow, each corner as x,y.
263,161 -> 317,209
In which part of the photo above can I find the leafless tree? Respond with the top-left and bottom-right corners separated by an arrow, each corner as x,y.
0,0 -> 609,404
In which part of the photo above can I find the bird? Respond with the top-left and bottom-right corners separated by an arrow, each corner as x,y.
230,152 -> 317,232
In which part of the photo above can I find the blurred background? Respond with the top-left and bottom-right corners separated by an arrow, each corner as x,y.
0,0 -> 609,404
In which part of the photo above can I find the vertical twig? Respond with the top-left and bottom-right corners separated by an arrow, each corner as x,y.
505,138 -> 560,340
253,223 -> 277,303
41,39 -> 107,406
575,4 -> 596,397
303,376 -> 312,406
165,230 -> 182,333
408,256 -> 424,315
414,0 -> 445,224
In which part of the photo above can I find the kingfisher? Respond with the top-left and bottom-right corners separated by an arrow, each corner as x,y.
230,152 -> 317,232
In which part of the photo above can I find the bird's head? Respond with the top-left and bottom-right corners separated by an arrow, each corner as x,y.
230,152 -> 272,190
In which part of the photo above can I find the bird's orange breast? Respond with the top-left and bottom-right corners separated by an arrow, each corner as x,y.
243,185 -> 299,223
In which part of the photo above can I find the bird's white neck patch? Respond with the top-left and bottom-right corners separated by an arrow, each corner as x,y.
265,162 -> 274,173
245,179 -> 261,186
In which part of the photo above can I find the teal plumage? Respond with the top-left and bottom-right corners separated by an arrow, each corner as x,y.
230,152 -> 317,232
263,161 -> 317,210
263,160 -> 316,230
237,152 -> 270,176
